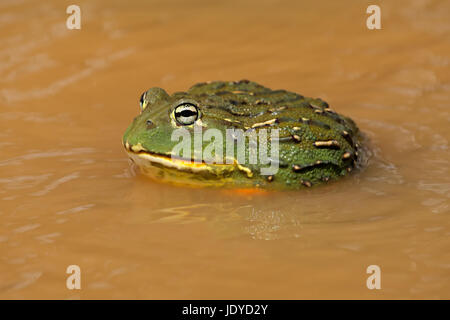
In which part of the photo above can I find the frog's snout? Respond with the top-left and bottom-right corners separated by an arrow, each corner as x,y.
123,140 -> 135,152
124,140 -> 131,152
123,140 -> 147,153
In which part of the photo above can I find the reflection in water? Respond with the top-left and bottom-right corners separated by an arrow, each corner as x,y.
0,0 -> 449,299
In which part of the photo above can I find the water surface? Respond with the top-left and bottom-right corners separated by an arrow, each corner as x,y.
0,0 -> 449,299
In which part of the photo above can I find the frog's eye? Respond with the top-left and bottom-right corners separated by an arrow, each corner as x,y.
139,91 -> 148,111
174,103 -> 199,125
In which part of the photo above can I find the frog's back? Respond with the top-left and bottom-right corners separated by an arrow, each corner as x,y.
187,80 -> 362,188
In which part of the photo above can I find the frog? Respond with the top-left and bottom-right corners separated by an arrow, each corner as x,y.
123,80 -> 363,190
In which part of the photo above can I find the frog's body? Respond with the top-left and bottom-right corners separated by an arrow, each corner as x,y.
123,80 -> 363,190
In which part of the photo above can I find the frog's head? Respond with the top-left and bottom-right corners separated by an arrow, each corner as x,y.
122,87 -> 240,185
123,87 -> 200,155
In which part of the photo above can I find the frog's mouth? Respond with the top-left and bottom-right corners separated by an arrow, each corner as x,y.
123,141 -> 253,178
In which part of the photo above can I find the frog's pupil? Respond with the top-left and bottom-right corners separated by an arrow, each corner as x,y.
178,110 -> 196,117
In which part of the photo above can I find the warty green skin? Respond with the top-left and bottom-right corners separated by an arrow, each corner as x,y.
123,80 -> 363,190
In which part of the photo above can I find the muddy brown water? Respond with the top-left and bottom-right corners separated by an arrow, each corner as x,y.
0,0 -> 449,299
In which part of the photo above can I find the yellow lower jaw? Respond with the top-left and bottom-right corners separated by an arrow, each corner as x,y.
126,150 -> 243,187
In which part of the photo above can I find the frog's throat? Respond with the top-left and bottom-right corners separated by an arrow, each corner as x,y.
124,146 -> 253,178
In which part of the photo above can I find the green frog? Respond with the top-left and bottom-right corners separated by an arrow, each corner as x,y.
123,80 -> 363,189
